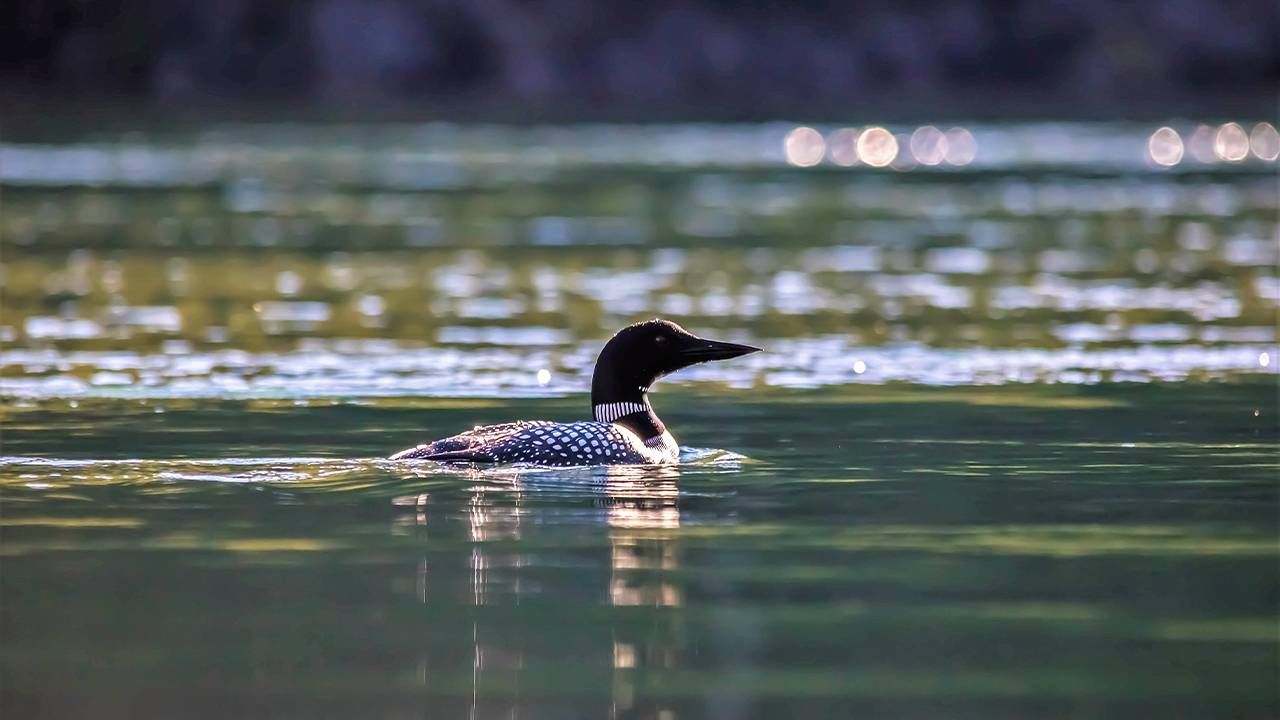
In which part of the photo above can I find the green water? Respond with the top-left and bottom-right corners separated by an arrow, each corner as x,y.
3,384 -> 1277,718
2,122 -> 1278,718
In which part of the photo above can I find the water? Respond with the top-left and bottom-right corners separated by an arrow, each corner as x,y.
2,122 -> 1278,718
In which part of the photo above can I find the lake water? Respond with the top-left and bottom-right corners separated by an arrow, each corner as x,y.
2,122 -> 1277,718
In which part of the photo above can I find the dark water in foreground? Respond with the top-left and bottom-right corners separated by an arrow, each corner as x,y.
2,382 -> 1276,719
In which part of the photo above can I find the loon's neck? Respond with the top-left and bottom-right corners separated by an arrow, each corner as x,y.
591,386 -> 666,442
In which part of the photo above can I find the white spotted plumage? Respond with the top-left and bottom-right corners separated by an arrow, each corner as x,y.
389,421 -> 679,465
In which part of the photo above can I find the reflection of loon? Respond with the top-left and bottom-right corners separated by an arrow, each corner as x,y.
390,319 -> 760,465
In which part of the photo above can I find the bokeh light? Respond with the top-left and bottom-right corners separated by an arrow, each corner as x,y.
944,127 -> 977,165
784,126 -> 826,167
1213,123 -> 1249,162
1249,122 -> 1279,161
890,134 -> 917,170
857,127 -> 898,168
1186,125 -> 1216,163
1147,127 -> 1183,167
827,128 -> 860,166
909,126 -> 948,165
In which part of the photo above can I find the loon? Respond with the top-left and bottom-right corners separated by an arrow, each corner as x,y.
389,319 -> 760,466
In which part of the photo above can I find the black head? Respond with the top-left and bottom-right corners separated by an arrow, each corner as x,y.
590,319 -> 761,405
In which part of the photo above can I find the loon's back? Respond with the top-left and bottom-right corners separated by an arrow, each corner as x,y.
389,420 -> 677,466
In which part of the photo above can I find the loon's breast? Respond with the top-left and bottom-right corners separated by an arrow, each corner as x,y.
390,421 -> 679,466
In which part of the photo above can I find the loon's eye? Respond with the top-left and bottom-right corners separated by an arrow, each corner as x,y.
654,335 -> 669,347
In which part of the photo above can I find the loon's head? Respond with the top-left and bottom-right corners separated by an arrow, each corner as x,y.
590,319 -> 761,406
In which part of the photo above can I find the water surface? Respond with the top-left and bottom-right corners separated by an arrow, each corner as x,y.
2,122 -> 1278,718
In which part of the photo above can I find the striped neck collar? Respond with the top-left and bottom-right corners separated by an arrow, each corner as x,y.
593,391 -> 666,441
593,400 -> 650,423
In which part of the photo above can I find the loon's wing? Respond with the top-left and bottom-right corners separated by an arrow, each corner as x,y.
391,421 -> 656,466
389,420 -> 555,461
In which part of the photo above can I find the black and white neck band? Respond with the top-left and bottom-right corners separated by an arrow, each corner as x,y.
593,401 -> 649,422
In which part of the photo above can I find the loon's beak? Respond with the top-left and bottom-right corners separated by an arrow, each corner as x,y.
678,337 -> 763,362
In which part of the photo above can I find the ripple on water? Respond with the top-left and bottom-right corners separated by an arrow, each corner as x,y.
0,448 -> 747,493
0,340 -> 1273,399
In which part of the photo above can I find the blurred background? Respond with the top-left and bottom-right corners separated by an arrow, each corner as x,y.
2,0 -> 1278,123
1,0 -> 1277,392
2,3 -> 1278,719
